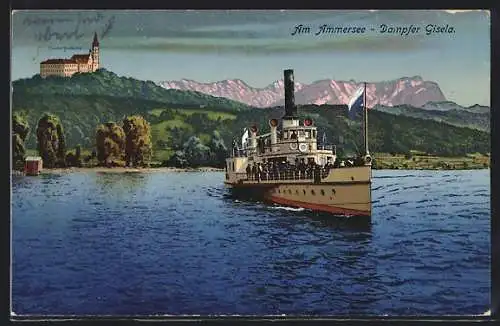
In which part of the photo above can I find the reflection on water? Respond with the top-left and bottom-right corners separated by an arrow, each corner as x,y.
92,172 -> 148,194
11,170 -> 490,316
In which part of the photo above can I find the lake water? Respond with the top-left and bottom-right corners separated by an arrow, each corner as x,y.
11,170 -> 490,316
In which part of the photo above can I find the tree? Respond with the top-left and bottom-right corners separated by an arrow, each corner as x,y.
208,130 -> 228,168
183,136 -> 210,167
156,139 -> 168,149
159,109 -> 176,121
95,122 -> 126,167
65,151 -> 77,167
75,144 -> 82,167
12,113 -> 30,170
164,150 -> 188,168
122,115 -> 153,167
169,126 -> 191,150
36,113 -> 66,168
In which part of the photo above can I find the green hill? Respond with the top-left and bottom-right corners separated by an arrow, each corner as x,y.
13,69 -> 251,112
373,104 -> 490,132
12,73 -> 490,164
230,105 -> 490,158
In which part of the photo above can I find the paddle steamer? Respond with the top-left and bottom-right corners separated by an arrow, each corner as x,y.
224,69 -> 372,217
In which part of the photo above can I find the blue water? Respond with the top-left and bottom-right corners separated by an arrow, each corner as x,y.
11,170 -> 490,316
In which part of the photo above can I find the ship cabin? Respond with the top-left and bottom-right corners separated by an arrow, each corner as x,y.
225,116 -> 338,183
225,68 -> 341,183
225,68 -> 372,187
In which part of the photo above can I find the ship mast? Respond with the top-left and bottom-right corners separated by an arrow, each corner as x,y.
363,82 -> 369,156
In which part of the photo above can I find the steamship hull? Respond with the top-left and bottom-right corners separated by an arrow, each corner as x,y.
225,166 -> 372,217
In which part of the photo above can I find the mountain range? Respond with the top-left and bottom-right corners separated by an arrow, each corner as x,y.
11,70 -> 490,160
159,76 -> 448,108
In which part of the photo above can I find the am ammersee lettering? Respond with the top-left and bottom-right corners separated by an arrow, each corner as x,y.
291,24 -> 366,36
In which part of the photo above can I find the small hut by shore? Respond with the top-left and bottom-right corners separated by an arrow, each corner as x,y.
24,156 -> 43,176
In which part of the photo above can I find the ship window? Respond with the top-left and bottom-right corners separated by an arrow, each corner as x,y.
332,189 -> 336,194
311,189 -> 315,195
232,162 -> 235,171
295,190 -> 299,195
278,189 -> 281,193
305,131 -> 310,138
321,189 -> 325,196
303,189 -> 306,195
288,189 -> 292,194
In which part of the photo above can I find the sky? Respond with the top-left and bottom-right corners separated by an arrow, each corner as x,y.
11,10 -> 490,106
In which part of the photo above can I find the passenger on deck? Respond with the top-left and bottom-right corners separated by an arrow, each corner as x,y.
284,161 -> 292,179
262,163 -> 269,181
355,156 -> 365,166
294,158 -> 300,178
325,159 -> 334,171
298,158 -> 307,179
273,162 -> 280,180
246,164 -> 251,180
306,159 -> 315,179
251,164 -> 257,180
314,163 -> 321,183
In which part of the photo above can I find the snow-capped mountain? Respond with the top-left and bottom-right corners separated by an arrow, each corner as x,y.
159,76 -> 447,108
160,78 -> 306,108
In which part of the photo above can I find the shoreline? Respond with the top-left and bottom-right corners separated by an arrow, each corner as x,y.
49,166 -> 225,174
13,166 -> 225,175
11,166 -> 489,176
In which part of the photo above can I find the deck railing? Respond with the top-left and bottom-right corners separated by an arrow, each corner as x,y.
231,144 -> 336,157
244,168 -> 331,182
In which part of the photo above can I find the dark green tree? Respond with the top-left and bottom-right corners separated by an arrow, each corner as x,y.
208,130 -> 228,168
164,150 -> 188,168
12,113 -> 30,170
159,109 -> 176,121
122,115 -> 153,167
75,144 -> 82,166
169,126 -> 191,150
95,122 -> 126,167
36,113 -> 66,168
183,136 -> 210,167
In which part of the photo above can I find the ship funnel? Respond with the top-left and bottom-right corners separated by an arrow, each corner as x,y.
284,69 -> 297,118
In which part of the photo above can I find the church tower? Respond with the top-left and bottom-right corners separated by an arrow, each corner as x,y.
91,32 -> 100,71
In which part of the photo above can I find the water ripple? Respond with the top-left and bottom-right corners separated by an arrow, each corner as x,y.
11,170 -> 490,316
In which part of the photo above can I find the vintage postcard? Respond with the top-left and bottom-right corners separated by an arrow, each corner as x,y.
11,10 -> 490,317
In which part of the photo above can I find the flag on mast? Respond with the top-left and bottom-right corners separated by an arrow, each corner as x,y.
347,86 -> 365,120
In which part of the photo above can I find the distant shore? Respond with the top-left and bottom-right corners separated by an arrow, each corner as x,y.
12,166 -> 224,176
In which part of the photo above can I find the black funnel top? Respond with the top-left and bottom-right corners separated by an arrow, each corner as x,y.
284,69 -> 297,118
